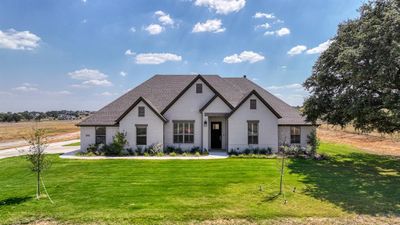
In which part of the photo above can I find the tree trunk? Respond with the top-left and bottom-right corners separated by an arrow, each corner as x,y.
279,154 -> 285,195
36,170 -> 40,199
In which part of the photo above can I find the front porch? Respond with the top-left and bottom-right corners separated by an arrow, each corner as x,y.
202,113 -> 229,152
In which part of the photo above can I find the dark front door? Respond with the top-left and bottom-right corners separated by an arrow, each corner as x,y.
211,122 -> 222,149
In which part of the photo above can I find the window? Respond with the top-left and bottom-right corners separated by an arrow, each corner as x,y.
196,83 -> 202,93
250,99 -> 257,109
136,125 -> 147,145
173,121 -> 194,143
290,126 -> 301,144
248,121 -> 258,145
95,126 -> 106,145
138,106 -> 145,117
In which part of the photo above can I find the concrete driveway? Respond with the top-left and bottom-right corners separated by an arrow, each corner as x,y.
0,139 -> 80,159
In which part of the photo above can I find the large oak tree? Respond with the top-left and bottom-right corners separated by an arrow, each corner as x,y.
303,0 -> 400,133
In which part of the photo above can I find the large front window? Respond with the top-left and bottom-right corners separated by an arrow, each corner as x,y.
95,126 -> 106,145
248,121 -> 258,145
290,126 -> 301,144
136,125 -> 147,145
173,121 -> 194,144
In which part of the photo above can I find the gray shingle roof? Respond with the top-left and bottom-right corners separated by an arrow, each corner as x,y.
79,74 -> 310,126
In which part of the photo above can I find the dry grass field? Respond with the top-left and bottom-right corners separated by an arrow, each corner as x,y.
318,124 -> 400,156
0,120 -> 80,149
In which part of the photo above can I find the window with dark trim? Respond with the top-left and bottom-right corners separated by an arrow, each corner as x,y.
95,126 -> 106,145
290,126 -> 301,144
138,106 -> 145,117
173,121 -> 194,143
136,125 -> 147,145
250,99 -> 257,109
196,83 -> 202,94
248,121 -> 258,144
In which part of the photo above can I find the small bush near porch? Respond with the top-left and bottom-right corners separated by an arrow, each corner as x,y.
0,142 -> 399,224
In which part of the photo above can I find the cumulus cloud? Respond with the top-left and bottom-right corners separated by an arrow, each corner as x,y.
192,19 -> 225,33
155,11 -> 174,26
135,53 -> 182,64
98,91 -> 118,96
253,12 -> 275,19
125,49 -> 135,56
306,40 -> 333,54
13,85 -> 38,92
68,68 -> 112,87
287,45 -> 307,56
82,79 -> 112,87
276,27 -> 290,36
267,83 -> 303,90
194,0 -> 246,14
130,27 -> 136,32
264,27 -> 290,36
255,23 -> 271,30
223,51 -> 265,64
0,29 -> 41,50
120,71 -> 127,77
68,69 -> 107,80
145,24 -> 164,35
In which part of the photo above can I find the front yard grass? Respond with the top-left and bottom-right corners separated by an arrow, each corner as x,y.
0,142 -> 399,224
62,142 -> 80,147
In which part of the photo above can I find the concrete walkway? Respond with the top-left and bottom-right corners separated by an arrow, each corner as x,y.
60,150 -> 228,160
0,139 -> 80,159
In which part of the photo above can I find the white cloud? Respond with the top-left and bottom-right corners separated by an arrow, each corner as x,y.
145,24 -> 164,35
82,79 -> 112,87
81,0 -> 87,3
264,27 -> 290,36
120,71 -> 127,77
267,83 -> 303,90
68,68 -> 112,87
155,11 -> 174,26
125,49 -> 135,56
98,91 -> 118,96
306,40 -> 333,54
135,53 -> 182,64
255,23 -> 271,30
223,51 -> 265,64
0,29 -> 41,50
192,19 -> 225,33
194,0 -> 246,14
13,86 -> 38,92
130,27 -> 136,32
253,12 -> 275,19
68,68 -> 107,80
276,27 -> 290,36
287,45 -> 307,56
264,31 -> 275,36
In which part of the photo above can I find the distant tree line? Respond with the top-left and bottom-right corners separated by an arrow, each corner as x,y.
0,110 -> 92,122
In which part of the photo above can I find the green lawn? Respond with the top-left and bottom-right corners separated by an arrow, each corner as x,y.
0,142 -> 399,224
62,142 -> 80,147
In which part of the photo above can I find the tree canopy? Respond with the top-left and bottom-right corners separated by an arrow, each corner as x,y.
303,0 -> 400,133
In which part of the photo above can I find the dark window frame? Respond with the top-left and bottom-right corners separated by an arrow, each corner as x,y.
290,126 -> 301,144
138,106 -> 145,117
196,83 -> 203,94
247,121 -> 259,145
136,125 -> 147,145
95,126 -> 106,145
173,121 -> 194,144
250,99 -> 257,110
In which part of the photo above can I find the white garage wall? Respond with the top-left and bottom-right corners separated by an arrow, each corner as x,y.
228,94 -> 279,152
80,126 -> 95,151
119,101 -> 164,149
163,80 -> 214,150
278,126 -> 316,147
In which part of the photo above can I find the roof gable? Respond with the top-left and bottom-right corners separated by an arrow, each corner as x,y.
228,90 -> 282,118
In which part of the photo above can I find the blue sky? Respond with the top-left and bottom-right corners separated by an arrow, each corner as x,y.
0,0 -> 364,112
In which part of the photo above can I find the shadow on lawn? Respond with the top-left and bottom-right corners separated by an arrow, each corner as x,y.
288,153 -> 400,215
0,196 -> 32,206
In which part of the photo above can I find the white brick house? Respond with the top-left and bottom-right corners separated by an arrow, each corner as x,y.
78,74 -> 315,152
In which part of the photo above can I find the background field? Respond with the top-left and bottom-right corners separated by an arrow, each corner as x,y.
0,120 -> 80,150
